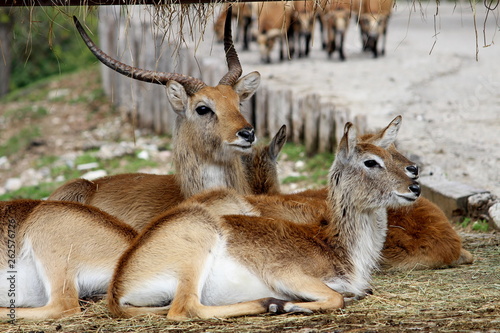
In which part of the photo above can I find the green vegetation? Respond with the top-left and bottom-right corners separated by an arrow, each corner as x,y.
0,126 -> 41,157
459,217 -> 490,232
7,8 -> 99,92
0,183 -> 59,201
281,143 -> 334,186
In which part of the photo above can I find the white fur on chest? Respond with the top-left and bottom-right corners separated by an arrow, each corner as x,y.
201,165 -> 230,189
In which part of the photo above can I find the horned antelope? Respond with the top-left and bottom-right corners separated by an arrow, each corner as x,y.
0,200 -> 137,320
245,118 -> 473,270
106,116 -> 421,319
49,9 -> 260,231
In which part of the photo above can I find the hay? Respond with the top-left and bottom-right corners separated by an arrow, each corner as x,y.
3,231 -> 498,332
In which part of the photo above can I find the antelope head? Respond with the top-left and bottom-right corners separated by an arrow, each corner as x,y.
74,6 -> 260,157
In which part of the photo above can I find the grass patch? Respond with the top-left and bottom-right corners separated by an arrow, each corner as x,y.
2,105 -> 49,121
0,182 -> 60,200
281,143 -> 334,186
0,126 -> 41,157
459,217 -> 490,232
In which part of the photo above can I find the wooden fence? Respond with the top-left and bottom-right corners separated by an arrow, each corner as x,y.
98,6 -> 366,154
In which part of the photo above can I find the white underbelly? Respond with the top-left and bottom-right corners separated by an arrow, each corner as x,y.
201,250 -> 284,306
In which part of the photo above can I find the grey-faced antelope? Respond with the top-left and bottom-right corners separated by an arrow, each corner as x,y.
49,9 -> 260,231
245,118 -> 473,271
0,200 -> 137,320
106,117 -> 420,320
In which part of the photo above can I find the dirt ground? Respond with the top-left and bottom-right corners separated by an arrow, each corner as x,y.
229,1 -> 499,198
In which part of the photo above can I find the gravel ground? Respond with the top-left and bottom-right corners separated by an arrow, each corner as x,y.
225,1 -> 500,197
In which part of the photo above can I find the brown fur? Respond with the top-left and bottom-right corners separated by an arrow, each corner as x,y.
359,0 -> 394,57
243,122 -> 473,271
0,200 -> 137,320
255,1 -> 297,63
242,125 -> 287,195
49,13 -> 261,231
106,116 -> 419,320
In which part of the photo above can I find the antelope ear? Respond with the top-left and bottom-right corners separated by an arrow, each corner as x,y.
269,125 -> 287,161
372,115 -> 402,149
337,122 -> 357,164
234,71 -> 261,101
166,81 -> 188,116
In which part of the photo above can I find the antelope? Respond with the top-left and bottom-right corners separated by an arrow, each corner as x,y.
106,116 -> 421,319
255,1 -> 297,63
214,3 -> 254,51
49,9 -> 260,231
241,124 -> 287,195
292,0 -> 319,58
359,0 -> 394,57
49,126 -> 287,231
244,119 -> 473,270
0,199 -> 138,320
320,0 -> 354,60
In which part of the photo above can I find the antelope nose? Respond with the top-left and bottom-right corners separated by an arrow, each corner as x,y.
409,183 -> 421,197
406,165 -> 419,178
238,128 -> 255,144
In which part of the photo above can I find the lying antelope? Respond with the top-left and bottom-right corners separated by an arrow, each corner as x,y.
107,116 -> 421,319
49,9 -> 260,231
245,119 -> 473,270
0,200 -> 137,320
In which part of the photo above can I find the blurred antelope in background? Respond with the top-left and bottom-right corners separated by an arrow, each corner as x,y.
49,8 -> 260,231
214,3 -> 254,51
359,0 -> 394,57
106,117 -> 421,320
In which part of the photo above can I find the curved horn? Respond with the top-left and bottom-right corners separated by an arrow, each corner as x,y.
73,16 -> 207,96
218,5 -> 243,86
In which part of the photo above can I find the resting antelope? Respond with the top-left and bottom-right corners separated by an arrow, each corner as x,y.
245,119 -> 473,270
0,200 -> 137,320
107,117 -> 421,319
49,9 -> 260,231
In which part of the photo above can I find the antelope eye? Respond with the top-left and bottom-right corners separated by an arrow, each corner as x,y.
364,160 -> 379,168
196,106 -> 213,116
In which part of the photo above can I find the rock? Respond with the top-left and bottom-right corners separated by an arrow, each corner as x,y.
20,168 -> 46,187
81,170 -> 107,181
48,88 -> 70,100
0,156 -> 10,169
488,203 -> 500,230
5,178 -> 22,192
97,142 -> 135,159
77,162 -> 100,171
137,150 -> 149,160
